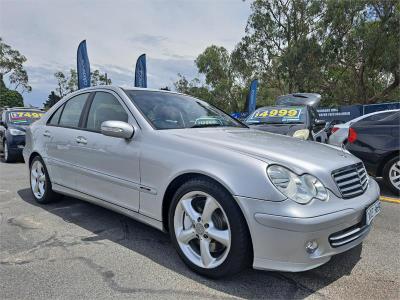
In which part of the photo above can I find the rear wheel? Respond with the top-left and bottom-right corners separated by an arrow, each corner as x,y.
168,178 -> 252,278
383,156 -> 400,195
30,156 -> 58,203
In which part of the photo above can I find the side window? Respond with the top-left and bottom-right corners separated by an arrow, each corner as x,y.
58,93 -> 88,128
86,92 -> 128,131
48,105 -> 64,125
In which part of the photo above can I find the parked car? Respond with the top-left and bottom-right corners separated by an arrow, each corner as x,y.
346,111 -> 399,194
0,107 -> 44,162
328,110 -> 399,146
24,86 -> 380,278
245,93 -> 327,142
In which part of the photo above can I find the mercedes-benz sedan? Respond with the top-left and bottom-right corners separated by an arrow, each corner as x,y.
23,86 -> 380,278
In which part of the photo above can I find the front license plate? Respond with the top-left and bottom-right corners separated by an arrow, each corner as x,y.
366,200 -> 381,225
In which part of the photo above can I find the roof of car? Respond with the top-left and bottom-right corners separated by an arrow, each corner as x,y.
76,85 -> 180,95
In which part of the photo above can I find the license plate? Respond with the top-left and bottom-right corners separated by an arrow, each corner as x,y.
366,200 -> 381,225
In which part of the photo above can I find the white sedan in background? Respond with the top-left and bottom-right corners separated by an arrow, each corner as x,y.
328,109 -> 399,146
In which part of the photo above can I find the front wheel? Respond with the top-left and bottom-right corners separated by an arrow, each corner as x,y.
3,140 -> 16,163
30,156 -> 57,203
169,178 -> 252,278
383,157 -> 400,195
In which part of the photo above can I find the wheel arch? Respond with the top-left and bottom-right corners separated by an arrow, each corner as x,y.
28,151 -> 42,167
161,172 -> 247,233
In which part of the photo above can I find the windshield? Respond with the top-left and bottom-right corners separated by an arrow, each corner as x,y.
124,90 -> 246,130
7,110 -> 44,125
245,106 -> 306,125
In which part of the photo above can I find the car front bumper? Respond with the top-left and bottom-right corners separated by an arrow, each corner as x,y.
235,178 -> 380,272
6,135 -> 25,154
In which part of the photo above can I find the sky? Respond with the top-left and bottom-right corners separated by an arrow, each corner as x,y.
0,0 -> 252,107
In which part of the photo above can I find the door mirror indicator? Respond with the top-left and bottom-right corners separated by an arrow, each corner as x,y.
101,121 -> 134,139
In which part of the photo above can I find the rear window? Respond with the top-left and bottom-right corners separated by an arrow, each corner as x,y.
358,111 -> 395,123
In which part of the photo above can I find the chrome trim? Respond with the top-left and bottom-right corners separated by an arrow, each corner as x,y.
332,162 -> 368,198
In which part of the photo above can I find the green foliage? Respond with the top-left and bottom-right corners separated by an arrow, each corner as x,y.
0,37 -> 32,93
54,69 -> 112,97
0,78 -> 24,107
43,91 -> 61,109
175,0 -> 399,111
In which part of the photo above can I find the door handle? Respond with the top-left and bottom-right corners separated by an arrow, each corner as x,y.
75,136 -> 87,145
43,130 -> 51,138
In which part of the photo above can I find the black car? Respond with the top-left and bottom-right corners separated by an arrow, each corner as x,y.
346,111 -> 399,194
245,93 -> 327,142
0,108 -> 44,162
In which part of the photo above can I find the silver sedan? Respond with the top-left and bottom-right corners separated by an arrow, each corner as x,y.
23,86 -> 381,278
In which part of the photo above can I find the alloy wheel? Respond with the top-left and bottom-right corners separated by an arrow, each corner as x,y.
174,191 -> 231,269
389,160 -> 400,191
31,160 -> 46,199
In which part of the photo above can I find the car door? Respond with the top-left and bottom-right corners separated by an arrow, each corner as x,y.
44,93 -> 90,189
72,90 -> 140,212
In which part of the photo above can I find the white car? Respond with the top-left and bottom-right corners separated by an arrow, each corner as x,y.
328,109 -> 399,146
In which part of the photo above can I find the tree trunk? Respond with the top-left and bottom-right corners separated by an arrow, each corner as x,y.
366,70 -> 399,103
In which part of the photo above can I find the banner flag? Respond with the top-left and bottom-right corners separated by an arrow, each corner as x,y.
248,79 -> 258,113
77,40 -> 91,89
135,54 -> 147,88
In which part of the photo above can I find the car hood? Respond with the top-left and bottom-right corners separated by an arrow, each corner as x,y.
247,123 -> 306,136
169,127 -> 360,175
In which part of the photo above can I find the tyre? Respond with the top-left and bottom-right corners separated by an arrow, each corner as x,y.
29,156 -> 57,204
168,177 -> 252,278
3,140 -> 17,163
383,156 -> 400,195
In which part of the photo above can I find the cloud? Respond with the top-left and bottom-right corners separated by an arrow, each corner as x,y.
0,0 -> 251,106
129,34 -> 168,47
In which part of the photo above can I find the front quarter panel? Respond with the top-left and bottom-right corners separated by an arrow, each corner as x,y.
138,131 -> 287,221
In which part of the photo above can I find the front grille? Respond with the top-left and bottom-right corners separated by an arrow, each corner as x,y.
332,162 -> 368,198
329,222 -> 370,248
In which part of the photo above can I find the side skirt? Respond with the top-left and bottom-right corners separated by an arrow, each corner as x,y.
52,183 -> 165,232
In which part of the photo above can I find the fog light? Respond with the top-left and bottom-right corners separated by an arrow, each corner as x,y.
305,240 -> 318,254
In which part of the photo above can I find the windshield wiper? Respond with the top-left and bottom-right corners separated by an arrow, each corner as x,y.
191,124 -> 224,128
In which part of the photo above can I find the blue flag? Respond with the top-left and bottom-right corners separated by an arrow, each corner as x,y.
248,79 -> 258,113
135,54 -> 147,88
77,40 -> 91,89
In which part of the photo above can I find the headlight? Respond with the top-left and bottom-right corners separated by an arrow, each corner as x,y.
9,128 -> 25,136
267,165 -> 328,204
293,129 -> 310,140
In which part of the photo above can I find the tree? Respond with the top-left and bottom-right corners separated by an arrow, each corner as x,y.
174,46 -> 250,112
0,86 -> 24,107
54,69 -> 112,97
235,0 -> 399,105
43,91 -> 61,109
0,37 -> 32,93
91,70 -> 111,86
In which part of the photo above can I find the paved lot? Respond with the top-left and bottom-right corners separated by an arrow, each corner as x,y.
0,161 -> 399,299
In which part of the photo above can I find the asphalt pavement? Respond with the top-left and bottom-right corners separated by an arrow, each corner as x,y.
0,161 -> 399,299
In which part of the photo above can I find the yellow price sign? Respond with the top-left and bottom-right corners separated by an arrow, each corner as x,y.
253,108 -> 301,118
10,111 -> 44,120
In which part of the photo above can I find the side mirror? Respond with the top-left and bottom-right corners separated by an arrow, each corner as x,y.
0,121 -> 6,127
101,120 -> 134,139
314,119 -> 326,126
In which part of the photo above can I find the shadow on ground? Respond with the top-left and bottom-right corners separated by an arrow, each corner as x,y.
15,188 -> 366,299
